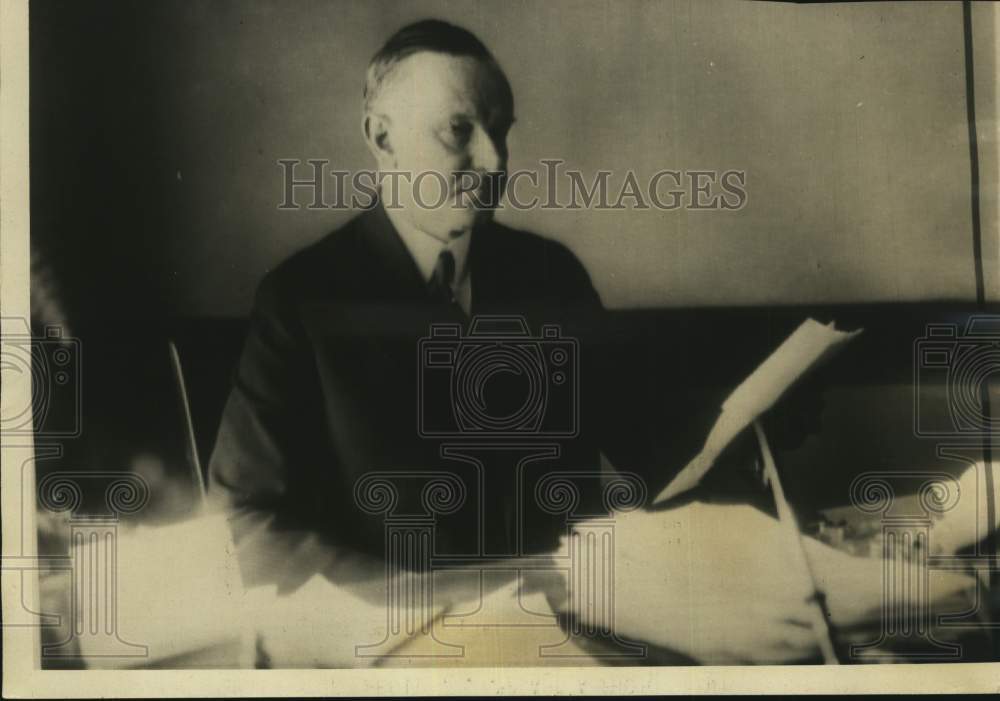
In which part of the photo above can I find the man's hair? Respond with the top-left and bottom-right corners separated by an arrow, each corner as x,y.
363,19 -> 513,117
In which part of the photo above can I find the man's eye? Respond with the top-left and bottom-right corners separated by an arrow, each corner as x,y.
448,120 -> 473,144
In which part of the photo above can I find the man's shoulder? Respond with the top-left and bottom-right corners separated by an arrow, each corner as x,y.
484,220 -> 583,268
487,219 -> 559,248
477,219 -> 602,309
257,210 -> 375,301
484,219 -> 596,285
254,211 -> 599,307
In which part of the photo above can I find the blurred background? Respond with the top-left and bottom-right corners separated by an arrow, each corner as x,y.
30,0 -> 997,317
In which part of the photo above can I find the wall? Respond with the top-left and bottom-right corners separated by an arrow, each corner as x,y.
30,0 -> 997,319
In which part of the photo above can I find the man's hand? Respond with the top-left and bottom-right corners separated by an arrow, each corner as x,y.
549,503 -> 823,665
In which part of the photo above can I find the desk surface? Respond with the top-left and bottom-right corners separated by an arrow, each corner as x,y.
379,624 -> 602,668
34,496 -> 996,669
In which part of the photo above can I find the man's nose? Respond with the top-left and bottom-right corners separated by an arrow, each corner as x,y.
468,124 -> 504,172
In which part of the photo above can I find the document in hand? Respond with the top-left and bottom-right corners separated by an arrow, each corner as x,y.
927,460 -> 1000,555
655,318 -> 862,503
558,503 -> 977,665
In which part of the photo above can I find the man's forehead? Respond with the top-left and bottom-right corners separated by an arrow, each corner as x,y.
380,51 -> 511,121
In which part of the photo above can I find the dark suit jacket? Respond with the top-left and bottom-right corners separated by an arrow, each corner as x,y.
208,204 -> 616,587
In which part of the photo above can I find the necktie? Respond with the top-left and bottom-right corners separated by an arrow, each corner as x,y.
428,249 -> 456,304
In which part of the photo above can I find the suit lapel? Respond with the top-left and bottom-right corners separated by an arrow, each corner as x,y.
359,203 -> 430,302
469,220 -> 494,314
358,204 -> 468,324
468,221 -> 512,315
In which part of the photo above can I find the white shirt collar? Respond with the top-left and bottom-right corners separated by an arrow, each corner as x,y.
384,206 -> 472,287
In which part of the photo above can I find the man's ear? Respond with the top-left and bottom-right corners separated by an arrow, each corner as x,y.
363,113 -> 395,167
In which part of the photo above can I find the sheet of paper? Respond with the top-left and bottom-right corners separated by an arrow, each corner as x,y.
441,569 -> 558,627
381,570 -> 573,667
655,318 -> 862,502
562,503 -> 976,664
926,461 -> 1000,555
254,571 -> 450,668
76,512 -> 250,668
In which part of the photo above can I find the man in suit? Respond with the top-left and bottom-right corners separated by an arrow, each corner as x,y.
208,19 -> 609,591
208,19 -> 824,664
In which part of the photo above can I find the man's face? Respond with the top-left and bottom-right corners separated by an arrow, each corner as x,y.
371,51 -> 513,240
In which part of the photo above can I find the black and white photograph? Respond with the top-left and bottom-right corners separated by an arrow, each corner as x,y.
2,0 -> 999,695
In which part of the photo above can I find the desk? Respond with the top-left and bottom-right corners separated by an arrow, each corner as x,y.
380,623 -> 600,668
33,502 -> 994,668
